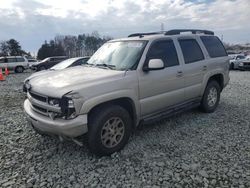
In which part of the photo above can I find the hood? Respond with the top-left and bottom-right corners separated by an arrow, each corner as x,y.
29,66 -> 124,97
24,70 -> 53,82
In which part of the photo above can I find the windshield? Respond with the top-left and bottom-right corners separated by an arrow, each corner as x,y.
40,57 -> 50,63
51,58 -> 79,70
87,41 -> 147,71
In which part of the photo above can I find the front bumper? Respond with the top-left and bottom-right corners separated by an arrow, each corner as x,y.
24,99 -> 88,137
238,65 -> 250,70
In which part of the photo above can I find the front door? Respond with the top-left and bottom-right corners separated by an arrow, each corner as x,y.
138,39 -> 185,117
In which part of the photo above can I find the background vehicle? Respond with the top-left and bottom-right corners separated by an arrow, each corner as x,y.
27,59 -> 39,68
0,56 -> 28,73
24,29 -> 230,156
229,54 -> 246,70
32,56 -> 68,71
23,57 -> 90,92
238,58 -> 250,70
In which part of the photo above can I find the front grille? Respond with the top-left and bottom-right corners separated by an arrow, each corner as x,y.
29,92 -> 47,102
243,62 -> 250,66
32,104 -> 47,113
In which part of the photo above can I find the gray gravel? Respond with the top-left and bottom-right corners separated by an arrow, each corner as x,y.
0,70 -> 250,187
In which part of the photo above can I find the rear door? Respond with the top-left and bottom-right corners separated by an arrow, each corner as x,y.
177,38 -> 206,100
6,57 -> 18,70
139,39 -> 185,117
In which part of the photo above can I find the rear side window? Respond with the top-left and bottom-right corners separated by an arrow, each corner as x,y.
7,58 -> 17,63
147,40 -> 179,67
179,39 -> 204,64
200,36 -> 227,58
16,57 -> 25,62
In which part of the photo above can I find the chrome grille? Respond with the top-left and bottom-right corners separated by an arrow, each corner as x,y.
27,91 -> 61,117
29,91 -> 47,102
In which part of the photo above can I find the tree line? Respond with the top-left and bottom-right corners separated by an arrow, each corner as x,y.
0,39 -> 30,57
37,32 -> 112,60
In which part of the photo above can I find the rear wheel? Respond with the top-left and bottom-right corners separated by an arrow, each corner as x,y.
200,81 -> 221,113
15,66 -> 24,73
88,105 -> 132,156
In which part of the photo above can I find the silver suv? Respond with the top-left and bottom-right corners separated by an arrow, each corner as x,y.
24,29 -> 230,156
0,56 -> 28,73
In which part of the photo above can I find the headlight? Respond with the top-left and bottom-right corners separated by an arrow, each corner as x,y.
68,99 -> 74,108
239,62 -> 243,66
48,98 -> 60,107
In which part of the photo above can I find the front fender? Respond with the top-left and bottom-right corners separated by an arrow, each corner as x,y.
79,89 -> 140,118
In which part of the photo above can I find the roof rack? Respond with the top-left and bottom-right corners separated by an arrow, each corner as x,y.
128,29 -> 214,38
128,32 -> 163,38
165,29 -> 214,35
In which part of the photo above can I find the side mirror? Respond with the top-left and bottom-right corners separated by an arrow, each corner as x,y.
143,59 -> 164,71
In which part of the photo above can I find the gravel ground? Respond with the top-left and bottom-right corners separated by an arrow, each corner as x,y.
0,70 -> 250,188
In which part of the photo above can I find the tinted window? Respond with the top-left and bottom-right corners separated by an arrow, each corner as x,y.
7,58 -> 17,63
179,39 -> 204,64
147,40 -> 179,67
28,59 -> 36,62
16,57 -> 25,62
200,36 -> 227,58
236,55 -> 245,60
0,58 -> 4,63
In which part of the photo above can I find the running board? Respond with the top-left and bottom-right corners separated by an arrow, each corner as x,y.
142,99 -> 201,124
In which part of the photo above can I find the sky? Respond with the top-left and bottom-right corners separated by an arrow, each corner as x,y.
0,0 -> 249,53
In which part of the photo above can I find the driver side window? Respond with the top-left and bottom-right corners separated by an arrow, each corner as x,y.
147,40 -> 179,67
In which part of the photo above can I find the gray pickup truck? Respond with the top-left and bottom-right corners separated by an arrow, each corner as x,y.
24,29 -> 230,156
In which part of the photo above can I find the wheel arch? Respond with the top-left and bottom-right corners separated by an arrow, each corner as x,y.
203,73 -> 224,94
88,97 -> 138,129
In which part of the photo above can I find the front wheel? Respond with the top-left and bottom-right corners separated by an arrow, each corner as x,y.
38,66 -> 46,71
88,105 -> 132,156
200,81 -> 221,113
230,63 -> 234,70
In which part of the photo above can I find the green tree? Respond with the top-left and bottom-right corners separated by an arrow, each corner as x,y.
7,39 -> 22,56
37,40 -> 66,60
0,41 -> 9,56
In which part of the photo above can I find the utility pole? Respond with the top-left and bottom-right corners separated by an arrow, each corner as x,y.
161,23 -> 164,32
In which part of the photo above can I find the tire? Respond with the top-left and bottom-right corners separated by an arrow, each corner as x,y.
88,105 -> 132,156
38,66 -> 46,71
200,80 -> 221,113
15,66 -> 24,73
230,63 -> 234,70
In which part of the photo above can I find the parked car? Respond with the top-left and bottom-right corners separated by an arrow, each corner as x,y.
23,57 -> 90,92
31,56 -> 68,71
0,56 -> 28,73
238,58 -> 250,70
24,29 -> 230,156
229,54 -> 246,70
27,59 -> 39,68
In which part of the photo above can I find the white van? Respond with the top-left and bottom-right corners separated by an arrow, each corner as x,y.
0,56 -> 29,73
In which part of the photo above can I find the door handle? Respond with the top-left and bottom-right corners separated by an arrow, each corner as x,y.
176,71 -> 183,77
202,65 -> 207,71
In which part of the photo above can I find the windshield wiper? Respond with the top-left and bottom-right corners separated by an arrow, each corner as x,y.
95,63 -> 116,70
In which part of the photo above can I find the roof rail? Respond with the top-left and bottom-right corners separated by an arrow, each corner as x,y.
128,32 -> 163,38
165,29 -> 214,35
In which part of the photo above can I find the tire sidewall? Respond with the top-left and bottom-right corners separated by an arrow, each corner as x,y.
201,81 -> 221,113
15,66 -> 24,73
88,105 -> 132,156
38,66 -> 46,71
